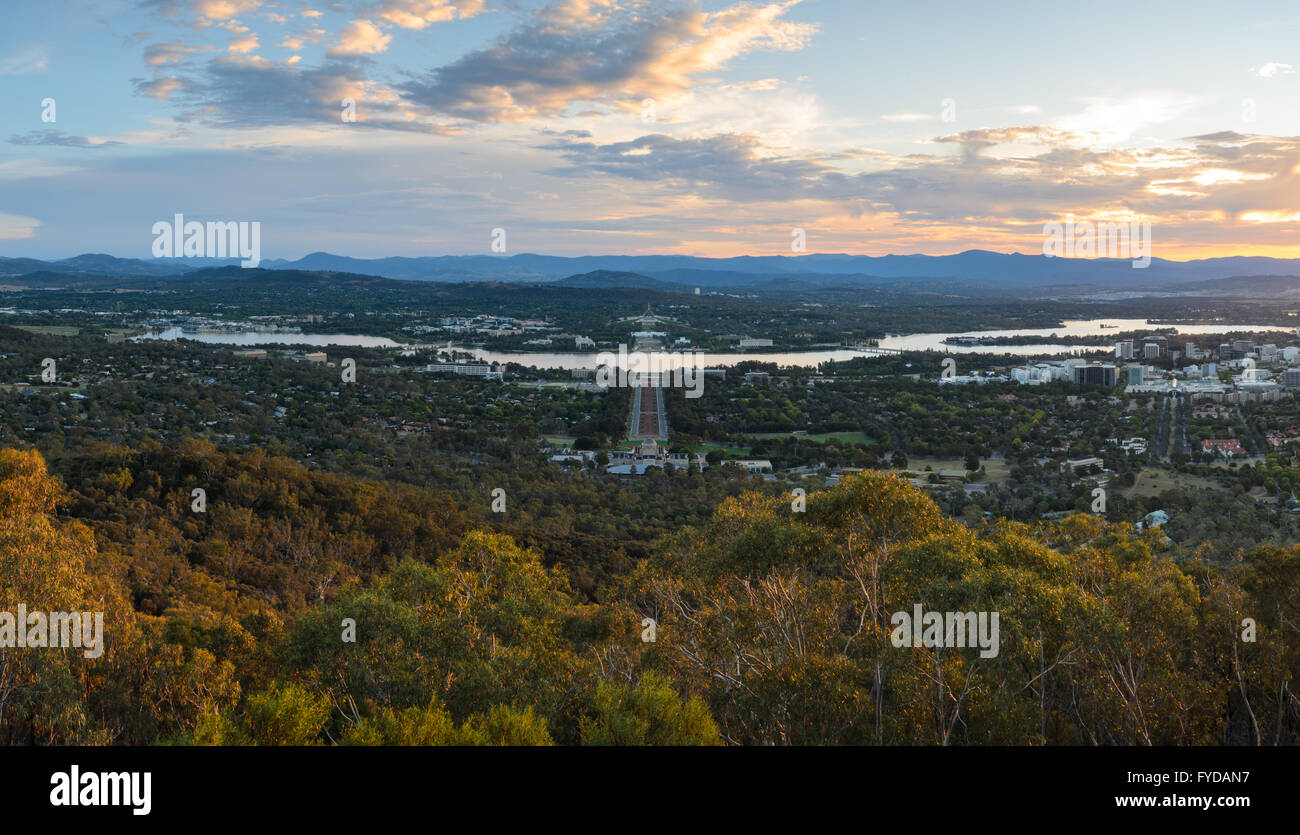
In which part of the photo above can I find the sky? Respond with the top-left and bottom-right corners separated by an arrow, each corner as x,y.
1,0 -> 1299,261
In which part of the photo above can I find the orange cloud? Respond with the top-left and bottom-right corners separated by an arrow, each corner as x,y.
329,19 -> 393,56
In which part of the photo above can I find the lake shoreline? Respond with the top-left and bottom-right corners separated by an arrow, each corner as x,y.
134,318 -> 1293,369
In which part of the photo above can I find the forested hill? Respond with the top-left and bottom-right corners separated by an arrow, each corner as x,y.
1,445 -> 1296,745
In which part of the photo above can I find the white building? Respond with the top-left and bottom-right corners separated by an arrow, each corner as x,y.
939,373 -> 1009,385
423,362 -> 503,380
1011,363 -> 1054,385
606,439 -> 708,473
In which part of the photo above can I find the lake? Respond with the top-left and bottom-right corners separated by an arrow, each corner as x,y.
136,319 -> 1292,368
878,318 -> 1291,354
135,328 -> 404,348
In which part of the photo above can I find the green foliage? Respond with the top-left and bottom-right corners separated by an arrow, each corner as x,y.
280,531 -> 584,738
340,700 -> 552,745
580,674 -> 721,745
342,701 -> 459,746
458,705 -> 554,746
245,683 -> 331,745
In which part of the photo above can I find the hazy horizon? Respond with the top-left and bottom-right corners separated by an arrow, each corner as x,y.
13,248 -> 1300,266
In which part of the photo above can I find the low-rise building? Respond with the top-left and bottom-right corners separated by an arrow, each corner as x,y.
1202,438 -> 1245,458
422,362 -> 503,380
606,439 -> 708,473
728,459 -> 774,473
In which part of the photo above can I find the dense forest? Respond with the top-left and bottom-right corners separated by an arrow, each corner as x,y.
2,443 -> 1295,745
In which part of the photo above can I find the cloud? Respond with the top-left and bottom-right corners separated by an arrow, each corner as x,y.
540,125 -> 1300,244
400,0 -> 817,121
9,123 -> 1300,258
0,47 -> 49,75
135,76 -> 185,99
623,76 -> 821,147
228,33 -> 261,53
173,57 -> 373,124
542,132 -> 839,202
148,55 -> 459,133
0,212 -> 42,240
882,113 -> 934,123
371,0 -> 485,29
144,41 -> 203,65
193,0 -> 262,21
133,0 -> 815,135
0,159 -> 81,181
328,19 -> 393,56
9,130 -> 124,149
1054,92 -> 1201,144
140,0 -> 262,23
1250,61 -> 1295,78
542,0 -> 622,27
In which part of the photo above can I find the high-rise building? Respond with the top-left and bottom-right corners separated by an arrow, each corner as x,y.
1126,365 -> 1144,386
1282,368 -> 1300,390
1074,363 -> 1117,387
1115,340 -> 1134,360
1142,336 -> 1167,358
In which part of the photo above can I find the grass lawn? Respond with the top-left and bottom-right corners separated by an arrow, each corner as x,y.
903,455 -> 1013,484
14,325 -> 80,336
1117,467 -> 1224,499
695,441 -> 754,456
745,431 -> 876,446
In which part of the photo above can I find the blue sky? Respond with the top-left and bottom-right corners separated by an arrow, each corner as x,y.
2,0 -> 1299,260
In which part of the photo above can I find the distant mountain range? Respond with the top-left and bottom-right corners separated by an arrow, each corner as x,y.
3,250 -> 1300,294
549,270 -> 692,292
253,251 -> 1300,289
